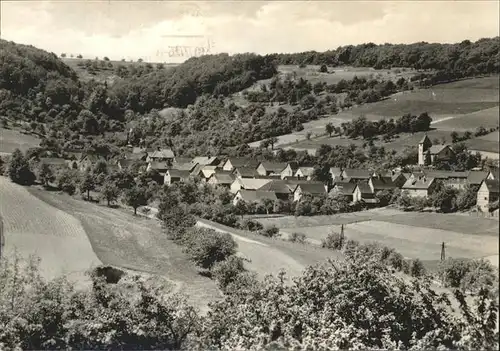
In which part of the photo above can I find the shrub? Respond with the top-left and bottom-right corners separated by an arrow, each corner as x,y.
438,258 -> 472,289
183,228 -> 238,270
7,149 -> 36,185
289,232 -> 306,244
258,225 -> 280,238
439,258 -> 498,295
212,255 -> 246,291
238,219 -> 263,232
321,232 -> 344,250
410,258 -> 426,277
342,239 -> 360,256
387,251 -> 404,271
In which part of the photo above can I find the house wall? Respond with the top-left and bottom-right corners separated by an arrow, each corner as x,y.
418,143 -> 425,166
222,161 -> 233,171
404,188 -> 429,198
281,165 -> 293,179
477,183 -> 499,211
230,180 -> 242,194
233,193 -> 243,206
293,187 -> 302,202
353,187 -> 362,202
164,174 -> 172,186
256,164 -> 267,176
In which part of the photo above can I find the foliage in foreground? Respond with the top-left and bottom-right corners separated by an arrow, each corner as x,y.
0,253 -> 498,350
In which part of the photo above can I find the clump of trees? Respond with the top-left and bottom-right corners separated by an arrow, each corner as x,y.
7,149 -> 36,185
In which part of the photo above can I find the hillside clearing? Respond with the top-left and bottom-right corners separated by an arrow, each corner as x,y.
0,177 -> 101,288
0,128 -> 41,154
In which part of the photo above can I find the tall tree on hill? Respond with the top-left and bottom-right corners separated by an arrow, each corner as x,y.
79,171 -> 96,201
7,149 -> 35,185
325,123 -> 335,137
124,186 -> 147,215
38,163 -> 55,188
100,181 -> 120,206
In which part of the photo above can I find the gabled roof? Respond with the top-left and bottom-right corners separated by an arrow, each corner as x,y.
342,168 -> 372,179
149,148 -> 175,159
233,167 -> 258,178
174,157 -> 193,164
424,170 -> 468,179
402,177 -> 435,190
489,168 -> 500,180
191,156 -> 218,166
329,167 -> 342,176
234,178 -> 272,190
258,180 -> 292,194
198,165 -> 219,178
258,162 -> 288,173
429,144 -> 453,155
295,183 -> 326,195
209,173 -> 235,184
117,159 -> 135,169
356,182 -> 374,195
285,162 -> 300,172
172,161 -> 198,172
166,169 -> 191,178
332,182 -> 357,195
236,190 -> 278,203
370,176 -> 398,190
482,179 -> 499,193
467,170 -> 489,186
225,158 -> 259,168
148,161 -> 170,171
295,166 -> 315,177
419,134 -> 431,144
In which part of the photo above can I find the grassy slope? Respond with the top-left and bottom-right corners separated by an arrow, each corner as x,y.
260,76 -> 499,151
27,188 -> 222,312
0,128 -> 41,155
0,177 -> 101,288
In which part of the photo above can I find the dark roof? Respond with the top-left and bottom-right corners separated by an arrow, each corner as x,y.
370,176 -> 398,190
40,157 -> 67,166
167,169 -> 191,178
149,148 -> 175,159
429,145 -> 453,155
259,162 -> 288,173
236,190 -> 278,203
296,166 -> 315,177
286,162 -> 300,172
191,156 -> 219,166
332,182 -> 357,195
258,180 -> 292,194
467,170 -> 489,185
402,177 -> 435,190
329,167 -> 342,176
483,179 -> 500,193
174,157 -> 193,164
295,183 -> 326,195
148,161 -> 170,171
226,158 -> 259,168
342,168 -> 372,179
233,167 -> 258,177
419,134 -> 431,144
172,161 -> 198,172
210,173 -> 235,184
356,182 -> 374,195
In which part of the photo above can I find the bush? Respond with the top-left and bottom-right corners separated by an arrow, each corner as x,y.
182,228 -> 238,270
289,232 -> 306,244
438,258 -> 473,289
7,149 -> 36,185
212,255 -> 246,291
439,258 -> 499,295
342,239 -> 360,256
387,251 -> 404,271
321,231 -> 344,250
410,259 -> 426,277
258,225 -> 280,238
238,219 -> 263,232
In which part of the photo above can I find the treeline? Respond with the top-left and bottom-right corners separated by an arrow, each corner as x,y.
1,251 -> 498,350
267,37 -> 499,74
341,112 -> 433,140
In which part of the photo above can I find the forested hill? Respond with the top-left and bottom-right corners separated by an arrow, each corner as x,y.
266,37 -> 500,73
109,53 -> 277,112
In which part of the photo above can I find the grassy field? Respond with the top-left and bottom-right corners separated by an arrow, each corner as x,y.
28,188 -> 223,312
0,128 -> 41,155
0,177 -> 101,289
252,76 -> 499,151
258,209 -> 499,265
466,129 -> 500,153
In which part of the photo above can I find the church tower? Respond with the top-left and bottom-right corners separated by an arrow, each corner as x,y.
418,134 -> 432,166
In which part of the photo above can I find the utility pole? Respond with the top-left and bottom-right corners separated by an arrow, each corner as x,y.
340,224 -> 345,246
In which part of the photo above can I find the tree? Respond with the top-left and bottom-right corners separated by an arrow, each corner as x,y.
7,149 -> 35,185
450,131 -> 459,143
455,185 -> 478,210
234,199 -> 249,219
268,136 -> 279,150
124,186 -> 147,215
79,172 -> 96,200
319,64 -> 328,73
260,198 -> 275,215
38,163 -> 54,187
325,122 -> 335,137
100,181 -> 120,206
60,53 -> 66,57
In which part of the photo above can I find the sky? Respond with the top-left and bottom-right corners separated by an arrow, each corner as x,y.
1,0 -> 499,63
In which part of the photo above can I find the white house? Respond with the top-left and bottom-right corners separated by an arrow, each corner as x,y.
230,178 -> 273,194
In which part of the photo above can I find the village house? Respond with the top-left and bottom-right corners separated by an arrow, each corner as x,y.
222,158 -> 259,171
39,157 -> 69,169
191,156 -> 219,166
164,169 -> 191,186
117,158 -> 135,171
171,159 -> 198,172
353,182 -> 378,206
402,176 -> 437,198
410,170 -> 469,190
207,173 -> 236,188
376,171 -> 408,188
369,174 -> 401,193
233,190 -> 278,207
146,147 -> 175,164
258,180 -> 295,201
418,135 -> 454,166
329,167 -> 343,184
487,168 -> 499,180
466,170 -> 490,188
196,165 -> 220,181
294,166 -> 315,181
230,178 -> 273,194
329,182 -> 357,202
280,162 -> 299,179
293,183 -> 328,202
77,154 -> 106,172
232,167 -> 258,179
256,162 -> 288,176
476,179 -> 499,212
340,168 -> 372,183
146,161 -> 170,174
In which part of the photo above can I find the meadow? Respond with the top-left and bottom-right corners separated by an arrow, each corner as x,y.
258,209 -> 499,267
0,128 -> 41,155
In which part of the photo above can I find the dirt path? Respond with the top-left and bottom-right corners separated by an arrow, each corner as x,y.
0,177 -> 101,288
